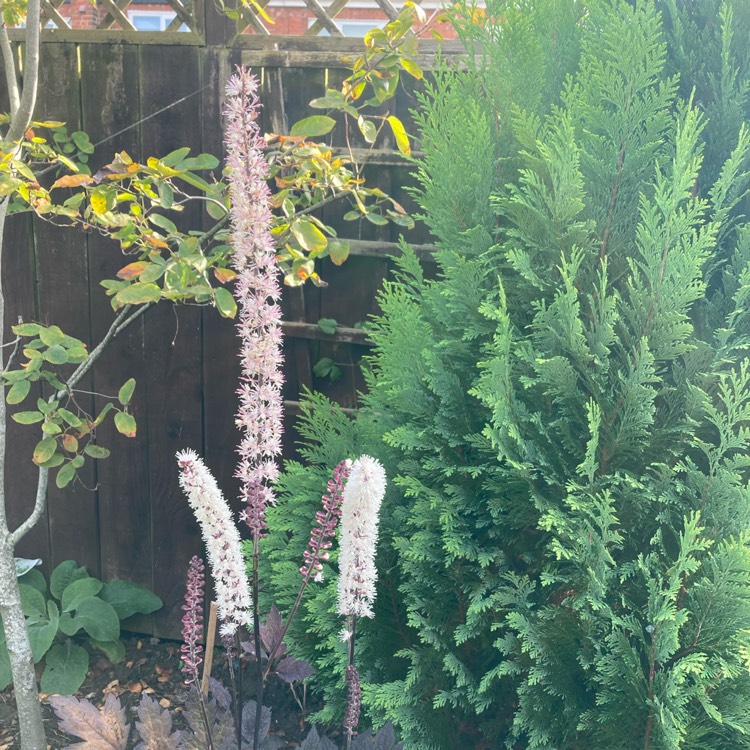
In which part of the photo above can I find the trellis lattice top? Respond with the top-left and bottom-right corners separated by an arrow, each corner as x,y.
32,0 -> 449,37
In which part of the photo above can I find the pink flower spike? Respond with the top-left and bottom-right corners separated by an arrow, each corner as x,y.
224,65 -> 284,539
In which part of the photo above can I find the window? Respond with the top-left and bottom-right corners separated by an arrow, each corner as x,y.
127,10 -> 187,31
312,18 -> 387,37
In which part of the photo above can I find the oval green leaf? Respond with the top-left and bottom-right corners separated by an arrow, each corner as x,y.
41,642 -> 89,695
33,437 -> 57,465
55,462 -> 76,489
7,380 -> 31,405
114,411 -> 137,438
387,115 -> 411,156
12,411 -> 44,425
214,287 -> 238,319
291,219 -> 328,253
118,378 -> 136,406
83,444 -> 111,459
290,115 -> 336,138
61,577 -> 103,613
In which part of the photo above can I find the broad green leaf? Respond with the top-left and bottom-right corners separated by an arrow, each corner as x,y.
291,219 -> 327,253
7,380 -> 31,404
214,287 -> 238,319
318,318 -> 338,336
328,239 -> 350,266
71,131 -> 94,154
39,453 -> 65,469
72,597 -> 120,642
114,411 -> 137,438
55,462 -> 76,489
58,408 -> 82,428
28,602 -> 59,662
290,115 -> 336,138
50,561 -> 88,600
43,345 -> 68,365
12,323 -> 42,336
39,325 -> 64,347
365,211 -> 389,226
61,577 -> 103,613
160,146 -> 191,167
41,642 -> 89,695
19,583 -> 46,618
83,444 -> 111,459
100,580 -> 162,619
313,357 -> 334,378
387,115 -> 411,156
20,568 -> 47,595
114,282 -> 161,307
309,93 -> 346,109
179,153 -> 220,171
118,378 -> 136,406
33,437 -> 57,465
358,116 -> 377,144
12,410 -> 44,424
149,213 -> 178,235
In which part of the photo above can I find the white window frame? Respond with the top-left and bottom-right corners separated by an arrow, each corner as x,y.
311,18 -> 387,37
127,9 -> 182,31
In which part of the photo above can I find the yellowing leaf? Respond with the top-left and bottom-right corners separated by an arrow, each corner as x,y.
214,288 -> 238,319
116,262 -> 147,280
291,219 -> 327,253
387,116 -> 411,157
114,411 -> 137,438
213,267 -> 238,284
51,174 -> 93,190
33,437 -> 57,466
328,239 -> 350,266
90,191 -> 108,215
400,58 -> 423,80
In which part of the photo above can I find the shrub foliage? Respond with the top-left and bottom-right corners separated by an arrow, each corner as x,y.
265,1 -> 750,747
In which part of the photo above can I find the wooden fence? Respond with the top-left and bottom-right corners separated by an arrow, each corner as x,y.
1,5 -> 457,638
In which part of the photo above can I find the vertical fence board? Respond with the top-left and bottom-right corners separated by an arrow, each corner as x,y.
139,44 -> 205,640
79,42 -> 157,631
32,43 -> 100,576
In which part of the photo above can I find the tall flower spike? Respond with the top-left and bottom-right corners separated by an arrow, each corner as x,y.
224,66 -> 284,538
181,555 -> 205,685
177,450 -> 252,636
337,455 -> 387,619
301,459 -> 352,582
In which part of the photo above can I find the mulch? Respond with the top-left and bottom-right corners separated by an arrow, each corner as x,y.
0,634 -> 318,749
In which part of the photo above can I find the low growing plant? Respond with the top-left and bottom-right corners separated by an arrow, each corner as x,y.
0,559 -> 161,694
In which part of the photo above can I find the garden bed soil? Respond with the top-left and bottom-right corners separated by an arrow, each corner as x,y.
0,634 -> 320,749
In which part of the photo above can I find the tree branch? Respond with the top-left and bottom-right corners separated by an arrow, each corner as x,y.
0,25 -> 20,118
10,302 -> 152,545
6,0 -> 41,143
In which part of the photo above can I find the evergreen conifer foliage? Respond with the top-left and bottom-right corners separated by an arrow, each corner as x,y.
264,1 -> 750,747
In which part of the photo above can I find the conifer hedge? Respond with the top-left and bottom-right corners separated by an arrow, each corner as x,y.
263,1 -> 750,747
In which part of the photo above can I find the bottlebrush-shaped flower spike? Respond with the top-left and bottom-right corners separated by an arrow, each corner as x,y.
224,66 -> 284,538
176,449 -> 251,636
336,455 -> 387,618
181,555 -> 205,685
301,459 -> 351,582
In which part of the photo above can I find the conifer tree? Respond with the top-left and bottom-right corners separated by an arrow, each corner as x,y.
264,1 -> 750,747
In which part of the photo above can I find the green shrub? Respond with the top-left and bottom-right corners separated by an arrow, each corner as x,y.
265,1 -> 750,747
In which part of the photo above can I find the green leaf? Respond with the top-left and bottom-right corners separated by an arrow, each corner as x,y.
313,357 -> 335,378
358,116 -> 377,144
71,131 -> 94,154
117,378 -> 136,406
28,602 -> 59,663
50,561 -> 88,600
19,568 -> 47,595
149,213 -> 178,235
114,411 -> 137,438
61,577 -> 103,613
400,58 -> 423,79
387,116 -> 411,156
19,583 -> 46,618
72,597 -> 120,641
318,318 -> 338,336
39,453 -> 65,469
42,421 -> 63,436
58,408 -> 82,428
12,410 -> 44,424
100,580 -> 162,619
12,323 -> 43,337
33,437 -> 57,466
291,219 -> 328,253
160,146 -> 191,167
83,444 -> 110,459
214,287 -> 238,319
290,115 -> 337,138
43,345 -> 68,365
15,557 -> 42,578
41,642 -> 89,695
7,380 -> 31,405
55,462 -> 76,489
113,282 -> 161,307
365,211 -> 389,226
328,239 -> 350,266
309,93 -> 346,109
89,639 -> 126,664
39,325 -> 65,347
179,153 -> 220,171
